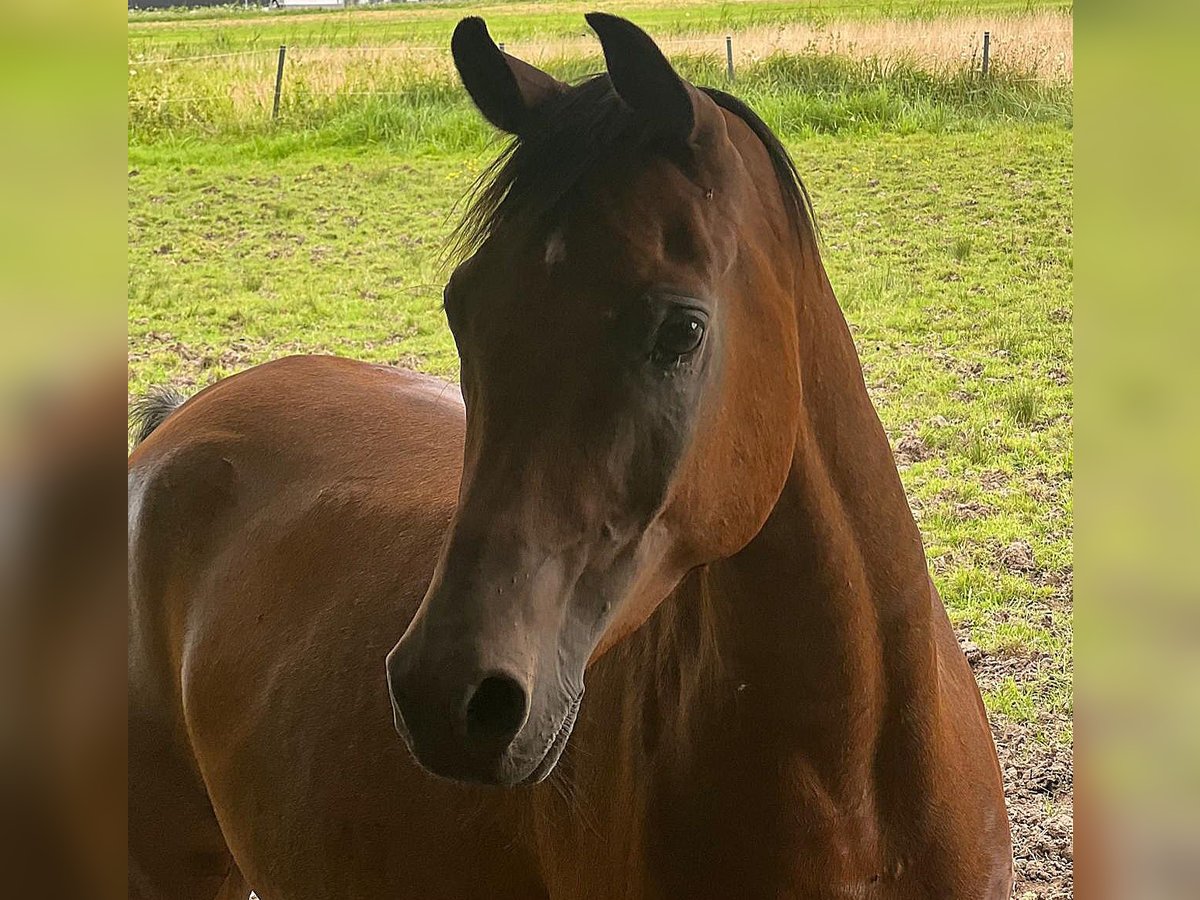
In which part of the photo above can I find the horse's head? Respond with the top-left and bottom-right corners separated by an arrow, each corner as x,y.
387,14 -> 816,785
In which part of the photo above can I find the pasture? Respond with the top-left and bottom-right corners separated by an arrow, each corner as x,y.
128,2 -> 1073,896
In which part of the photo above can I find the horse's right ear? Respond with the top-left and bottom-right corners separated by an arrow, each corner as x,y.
452,17 -> 567,137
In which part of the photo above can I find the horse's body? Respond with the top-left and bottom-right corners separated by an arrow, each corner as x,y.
129,14 -> 1010,899
130,356 -> 1010,900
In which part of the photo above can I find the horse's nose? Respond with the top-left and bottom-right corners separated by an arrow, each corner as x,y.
465,673 -> 529,749
385,645 -> 532,772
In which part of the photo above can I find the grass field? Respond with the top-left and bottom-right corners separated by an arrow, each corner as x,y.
128,2 -> 1073,896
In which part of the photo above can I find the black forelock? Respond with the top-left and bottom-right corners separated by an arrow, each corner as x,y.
446,75 -> 816,263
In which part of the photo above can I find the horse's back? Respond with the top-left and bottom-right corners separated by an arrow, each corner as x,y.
129,354 -> 466,504
128,357 -> 542,898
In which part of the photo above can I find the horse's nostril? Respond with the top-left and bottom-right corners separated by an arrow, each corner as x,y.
465,674 -> 528,746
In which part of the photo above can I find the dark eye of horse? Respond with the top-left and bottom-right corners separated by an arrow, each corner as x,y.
651,309 -> 707,365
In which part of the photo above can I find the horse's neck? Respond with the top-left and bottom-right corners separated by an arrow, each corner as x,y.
695,262 -> 939,789
534,263 -> 947,882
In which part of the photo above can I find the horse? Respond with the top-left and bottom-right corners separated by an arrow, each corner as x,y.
128,14 -> 1012,899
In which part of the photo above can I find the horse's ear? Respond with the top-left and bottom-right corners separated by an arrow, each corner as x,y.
452,17 -> 567,136
585,12 -> 703,144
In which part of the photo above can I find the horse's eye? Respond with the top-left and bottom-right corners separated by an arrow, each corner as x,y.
651,309 -> 707,365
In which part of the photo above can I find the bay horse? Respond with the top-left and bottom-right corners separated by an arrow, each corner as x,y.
128,14 -> 1012,899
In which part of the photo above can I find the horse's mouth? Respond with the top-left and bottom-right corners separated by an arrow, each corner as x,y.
521,692 -> 582,785
389,674 -> 583,787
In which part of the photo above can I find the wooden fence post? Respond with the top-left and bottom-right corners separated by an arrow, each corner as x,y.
272,45 -> 286,120
982,31 -> 991,77
726,35 -> 734,81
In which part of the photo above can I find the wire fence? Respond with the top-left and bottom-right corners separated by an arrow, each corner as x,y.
131,32 -> 1073,67
132,49 -> 281,65
129,27 -> 1072,114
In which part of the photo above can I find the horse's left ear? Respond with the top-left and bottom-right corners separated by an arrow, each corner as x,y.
452,17 -> 568,137
586,12 -> 715,145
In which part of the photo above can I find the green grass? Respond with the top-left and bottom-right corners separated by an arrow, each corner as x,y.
129,51 -> 1071,159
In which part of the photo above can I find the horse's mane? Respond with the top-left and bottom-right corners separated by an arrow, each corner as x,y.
447,75 -> 817,263
129,385 -> 188,447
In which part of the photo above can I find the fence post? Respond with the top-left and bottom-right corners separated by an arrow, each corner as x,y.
272,44 -> 286,120
725,35 -> 734,81
981,31 -> 990,77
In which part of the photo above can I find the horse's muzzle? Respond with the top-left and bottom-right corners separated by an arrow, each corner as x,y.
385,644 -> 566,786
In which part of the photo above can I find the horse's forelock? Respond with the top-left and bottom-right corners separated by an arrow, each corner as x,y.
445,77 -> 816,266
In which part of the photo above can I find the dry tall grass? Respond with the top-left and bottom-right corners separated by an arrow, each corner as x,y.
132,9 -> 1072,91
505,11 -> 1072,80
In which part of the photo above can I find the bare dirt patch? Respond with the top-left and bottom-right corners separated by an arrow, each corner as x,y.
998,719 -> 1074,899
959,634 -> 1074,898
894,432 -> 934,466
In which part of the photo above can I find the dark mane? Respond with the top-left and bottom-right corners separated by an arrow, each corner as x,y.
447,75 -> 817,263
701,86 -> 819,242
129,385 -> 188,447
